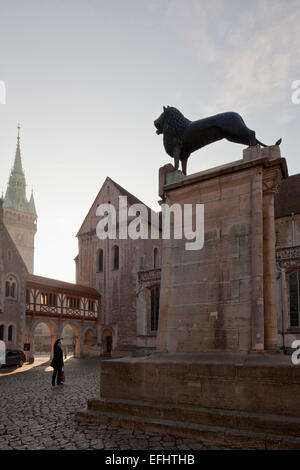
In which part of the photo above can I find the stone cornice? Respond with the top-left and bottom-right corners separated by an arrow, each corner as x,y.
163,156 -> 288,194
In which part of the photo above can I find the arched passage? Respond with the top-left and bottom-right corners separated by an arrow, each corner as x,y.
32,321 -> 57,360
61,323 -> 80,358
102,328 -> 113,354
83,328 -> 98,357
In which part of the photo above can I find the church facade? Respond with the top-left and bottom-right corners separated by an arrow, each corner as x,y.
75,177 -> 162,356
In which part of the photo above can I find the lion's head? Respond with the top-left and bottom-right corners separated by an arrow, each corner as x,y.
154,106 -> 189,140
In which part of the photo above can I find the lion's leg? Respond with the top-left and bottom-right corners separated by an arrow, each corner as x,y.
248,130 -> 257,146
181,156 -> 188,176
173,147 -> 181,171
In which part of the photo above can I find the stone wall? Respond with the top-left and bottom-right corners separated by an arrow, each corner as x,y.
0,200 -> 27,351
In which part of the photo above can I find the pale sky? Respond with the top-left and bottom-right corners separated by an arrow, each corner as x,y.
0,0 -> 300,283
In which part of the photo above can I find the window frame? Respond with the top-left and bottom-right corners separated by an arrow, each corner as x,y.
8,325 -> 13,342
97,249 -> 104,273
113,245 -> 119,270
5,276 -> 18,300
0,325 -> 4,341
289,269 -> 300,327
150,285 -> 160,332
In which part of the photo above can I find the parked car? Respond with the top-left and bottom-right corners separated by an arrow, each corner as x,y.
0,350 -> 26,368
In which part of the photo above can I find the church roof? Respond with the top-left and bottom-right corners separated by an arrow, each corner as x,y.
275,174 -> 300,218
76,176 -> 161,237
3,125 -> 37,216
27,274 -> 100,298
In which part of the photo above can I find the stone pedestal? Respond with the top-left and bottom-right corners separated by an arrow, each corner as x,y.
75,147 -> 300,450
157,146 -> 286,353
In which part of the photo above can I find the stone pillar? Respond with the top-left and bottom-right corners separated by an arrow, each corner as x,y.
28,330 -> 35,363
250,168 -> 264,351
263,167 -> 282,351
79,329 -> 85,358
27,320 -> 35,363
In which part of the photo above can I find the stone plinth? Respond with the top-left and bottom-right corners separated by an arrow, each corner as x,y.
76,353 -> 300,449
157,147 -> 287,353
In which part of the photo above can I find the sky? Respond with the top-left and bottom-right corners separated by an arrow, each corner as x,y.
0,0 -> 300,283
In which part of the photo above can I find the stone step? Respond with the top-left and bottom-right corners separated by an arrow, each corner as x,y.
86,397 -> 300,438
75,407 -> 300,450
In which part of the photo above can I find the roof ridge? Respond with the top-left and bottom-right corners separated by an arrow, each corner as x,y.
107,177 -> 155,213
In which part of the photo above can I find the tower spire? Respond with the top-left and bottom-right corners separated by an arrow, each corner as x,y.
13,123 -> 23,174
2,124 -> 37,273
3,124 -> 31,213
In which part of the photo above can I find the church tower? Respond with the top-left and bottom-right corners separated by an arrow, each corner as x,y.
3,125 -> 37,273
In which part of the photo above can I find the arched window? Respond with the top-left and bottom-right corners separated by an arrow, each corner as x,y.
153,248 -> 159,269
289,270 -> 300,327
97,249 -> 103,272
8,325 -> 13,342
113,245 -> 119,270
5,276 -> 17,299
0,325 -> 4,341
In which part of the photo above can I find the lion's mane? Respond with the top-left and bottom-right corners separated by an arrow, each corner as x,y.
163,107 -> 190,142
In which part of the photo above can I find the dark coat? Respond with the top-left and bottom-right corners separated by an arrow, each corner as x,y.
51,339 -> 64,368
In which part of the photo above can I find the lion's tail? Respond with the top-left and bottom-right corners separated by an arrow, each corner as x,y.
256,138 -> 282,147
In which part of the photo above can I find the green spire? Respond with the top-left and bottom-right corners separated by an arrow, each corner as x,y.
12,124 -> 24,174
3,124 -> 37,216
28,188 -> 37,216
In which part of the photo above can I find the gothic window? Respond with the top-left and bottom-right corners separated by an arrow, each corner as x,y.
113,245 -> 119,270
97,249 -> 103,272
150,286 -> 160,331
0,325 -> 4,341
289,270 -> 300,327
8,325 -> 13,342
5,282 -> 10,297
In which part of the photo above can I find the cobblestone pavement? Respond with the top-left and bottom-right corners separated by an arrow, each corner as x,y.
0,357 -> 223,450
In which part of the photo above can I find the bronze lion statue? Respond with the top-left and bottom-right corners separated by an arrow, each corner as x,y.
154,106 -> 281,175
